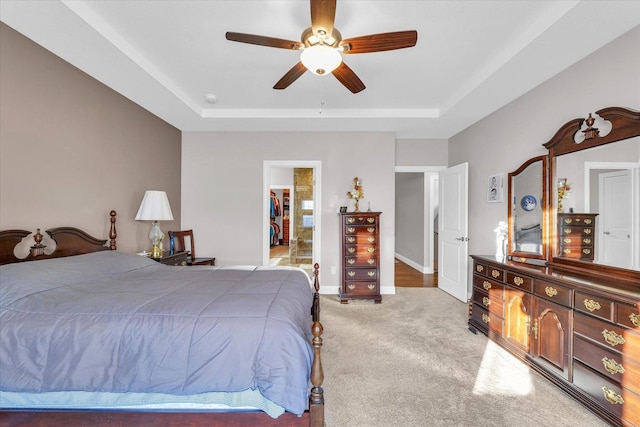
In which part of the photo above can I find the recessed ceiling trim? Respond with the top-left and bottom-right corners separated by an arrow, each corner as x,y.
201,108 -> 439,119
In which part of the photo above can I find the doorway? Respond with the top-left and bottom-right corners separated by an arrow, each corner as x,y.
263,161 -> 322,277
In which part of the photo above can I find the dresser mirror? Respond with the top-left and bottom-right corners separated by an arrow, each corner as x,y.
508,155 -> 547,261
544,106 -> 640,280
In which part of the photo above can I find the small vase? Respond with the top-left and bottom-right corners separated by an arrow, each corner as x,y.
354,199 -> 360,212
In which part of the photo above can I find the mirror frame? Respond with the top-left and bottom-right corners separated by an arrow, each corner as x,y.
508,155 -> 548,263
543,106 -> 640,282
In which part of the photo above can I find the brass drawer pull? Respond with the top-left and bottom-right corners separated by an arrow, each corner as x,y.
367,227 -> 375,233
630,313 -> 640,328
348,259 -> 355,265
367,271 -> 375,277
367,218 -> 375,223
602,329 -> 625,347
601,387 -> 624,405
367,284 -> 375,290
584,218 -> 592,225
367,259 -> 375,265
491,270 -> 500,278
483,281 -> 491,290
601,357 -> 625,375
563,238 -> 572,244
564,228 -> 572,234
368,237 -> 375,243
563,249 -> 572,255
564,218 -> 573,224
584,299 -> 601,312
367,247 -> 375,253
585,229 -> 592,235
348,271 -> 356,277
513,276 -> 524,286
583,238 -> 591,244
347,218 -> 355,224
482,297 -> 491,307
544,286 -> 557,297
348,248 -> 356,254
583,249 -> 591,255
348,284 -> 355,290
482,314 -> 490,324
348,237 -> 355,243
347,227 -> 355,233
476,265 -> 484,273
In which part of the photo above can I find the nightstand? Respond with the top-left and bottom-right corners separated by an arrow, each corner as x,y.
151,251 -> 188,266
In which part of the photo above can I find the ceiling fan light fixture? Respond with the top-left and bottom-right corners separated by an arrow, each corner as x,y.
300,44 -> 342,75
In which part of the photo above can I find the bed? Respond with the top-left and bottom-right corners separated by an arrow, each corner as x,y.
0,211 -> 324,427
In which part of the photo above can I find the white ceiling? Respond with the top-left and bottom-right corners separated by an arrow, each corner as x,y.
2,0 -> 639,138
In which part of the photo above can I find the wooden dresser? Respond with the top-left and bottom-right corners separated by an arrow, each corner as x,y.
339,212 -> 381,304
557,213 -> 598,261
469,255 -> 639,427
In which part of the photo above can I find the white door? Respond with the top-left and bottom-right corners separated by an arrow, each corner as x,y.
599,169 -> 633,268
438,163 -> 469,302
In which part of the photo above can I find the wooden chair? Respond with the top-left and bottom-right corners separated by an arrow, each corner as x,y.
167,230 -> 215,266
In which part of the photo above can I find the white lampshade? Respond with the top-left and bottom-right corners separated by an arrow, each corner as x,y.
135,191 -> 174,221
300,44 -> 342,75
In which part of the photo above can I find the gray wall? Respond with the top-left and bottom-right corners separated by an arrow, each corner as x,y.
449,26 -> 640,259
0,23 -> 182,253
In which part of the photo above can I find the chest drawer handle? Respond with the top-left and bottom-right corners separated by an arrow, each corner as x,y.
348,259 -> 355,265
347,237 -> 355,243
367,247 -> 375,253
584,299 -> 601,312
367,271 -> 376,277
367,259 -> 375,265
544,287 -> 557,297
601,357 -> 625,375
584,219 -> 592,225
564,218 -> 573,224
563,248 -> 572,255
348,284 -> 355,290
347,227 -> 355,233
583,238 -> 592,244
348,248 -> 356,254
601,387 -> 624,405
347,218 -> 355,224
368,237 -> 375,243
564,228 -> 572,234
563,238 -> 572,244
476,265 -> 484,273
602,329 -> 625,347
585,229 -> 592,235
483,281 -> 491,290
367,284 -> 375,290
491,270 -> 500,278
367,227 -> 375,233
367,218 -> 375,223
482,314 -> 490,324
513,276 -> 524,286
630,313 -> 639,328
583,249 -> 591,255
482,297 -> 491,307
348,271 -> 356,277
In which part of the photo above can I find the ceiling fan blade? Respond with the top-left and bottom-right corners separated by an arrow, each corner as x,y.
310,0 -> 337,39
341,30 -> 417,54
226,32 -> 303,50
274,62 -> 308,90
332,62 -> 365,94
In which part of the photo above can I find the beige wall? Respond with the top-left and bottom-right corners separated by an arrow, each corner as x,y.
182,131 -> 397,294
449,26 -> 640,260
0,23 -> 182,253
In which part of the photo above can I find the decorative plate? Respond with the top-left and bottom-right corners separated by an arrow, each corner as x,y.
521,195 -> 537,211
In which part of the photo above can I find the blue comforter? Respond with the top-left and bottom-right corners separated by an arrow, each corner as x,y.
0,251 -> 314,415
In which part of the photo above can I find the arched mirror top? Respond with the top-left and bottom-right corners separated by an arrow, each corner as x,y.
544,106 -> 640,282
508,155 -> 548,263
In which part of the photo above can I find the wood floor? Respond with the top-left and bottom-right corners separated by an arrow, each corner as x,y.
270,246 -> 436,288
394,258 -> 438,287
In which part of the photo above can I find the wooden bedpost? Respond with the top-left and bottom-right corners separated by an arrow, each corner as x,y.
109,210 -> 117,250
309,262 -> 324,427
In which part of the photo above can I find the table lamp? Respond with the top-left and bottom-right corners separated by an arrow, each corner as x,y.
135,190 -> 174,258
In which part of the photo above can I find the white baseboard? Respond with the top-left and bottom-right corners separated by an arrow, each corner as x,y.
394,253 -> 433,274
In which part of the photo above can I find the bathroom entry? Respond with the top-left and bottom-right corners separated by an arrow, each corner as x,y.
263,161 -> 321,274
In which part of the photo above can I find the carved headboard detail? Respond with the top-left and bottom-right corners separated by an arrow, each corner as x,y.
0,210 -> 117,265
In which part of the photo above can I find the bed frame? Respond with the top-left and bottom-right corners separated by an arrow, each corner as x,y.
0,211 -> 325,427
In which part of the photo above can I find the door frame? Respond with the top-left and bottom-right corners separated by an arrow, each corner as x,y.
263,160 -> 322,268
395,166 -> 445,274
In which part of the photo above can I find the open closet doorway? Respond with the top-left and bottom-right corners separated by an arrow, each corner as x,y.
263,161 -> 322,278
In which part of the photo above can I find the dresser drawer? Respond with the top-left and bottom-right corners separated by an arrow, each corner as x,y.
344,234 -> 377,245
559,226 -> 595,238
471,303 -> 503,336
472,275 -> 504,299
344,215 -> 378,226
504,271 -> 533,292
344,268 -> 378,281
343,281 -> 378,295
559,246 -> 595,260
472,288 -> 503,316
345,256 -> 377,267
559,214 -> 596,227
574,335 -> 640,394
343,225 -> 377,235
618,303 -> 640,331
559,236 -> 594,249
575,291 -> 614,321
574,312 -> 640,356
534,279 -> 571,307
344,245 -> 376,256
573,361 -> 640,426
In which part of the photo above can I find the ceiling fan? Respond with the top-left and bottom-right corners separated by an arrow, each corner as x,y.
225,0 -> 417,94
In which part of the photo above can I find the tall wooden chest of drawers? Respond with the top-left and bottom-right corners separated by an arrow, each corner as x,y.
557,213 -> 598,261
339,212 -> 381,304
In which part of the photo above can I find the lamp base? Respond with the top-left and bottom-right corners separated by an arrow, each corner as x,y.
150,244 -> 163,259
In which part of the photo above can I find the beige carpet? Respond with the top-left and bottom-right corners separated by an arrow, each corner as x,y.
320,288 -> 608,427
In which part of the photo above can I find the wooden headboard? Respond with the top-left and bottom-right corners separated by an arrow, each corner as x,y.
0,210 -> 117,265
